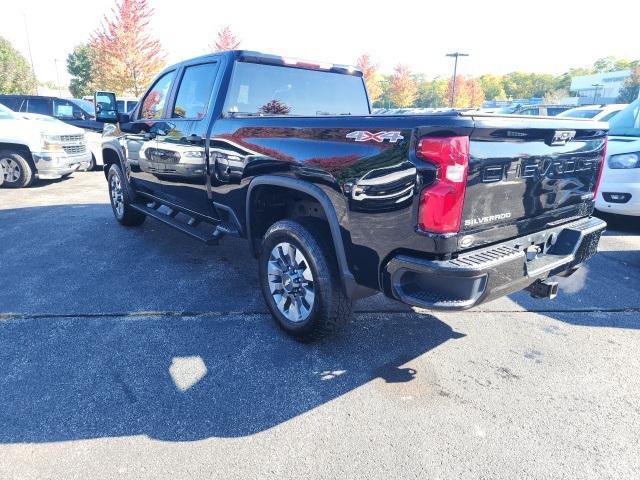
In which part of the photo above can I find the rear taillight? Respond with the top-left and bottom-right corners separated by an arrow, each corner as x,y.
593,137 -> 608,198
416,136 -> 470,234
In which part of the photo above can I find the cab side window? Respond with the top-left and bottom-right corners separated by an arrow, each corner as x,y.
27,98 -> 53,116
139,71 -> 176,120
172,62 -> 219,119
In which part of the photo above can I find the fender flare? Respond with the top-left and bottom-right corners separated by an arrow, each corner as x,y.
246,175 -> 362,297
102,143 -> 136,198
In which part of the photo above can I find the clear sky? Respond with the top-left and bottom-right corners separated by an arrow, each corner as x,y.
2,0 -> 638,85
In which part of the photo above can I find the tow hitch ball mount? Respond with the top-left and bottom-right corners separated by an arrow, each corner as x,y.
526,279 -> 559,300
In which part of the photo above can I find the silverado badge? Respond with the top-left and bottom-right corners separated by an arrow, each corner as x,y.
346,131 -> 404,143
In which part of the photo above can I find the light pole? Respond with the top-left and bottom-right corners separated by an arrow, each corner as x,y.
446,52 -> 469,107
431,75 -> 441,108
591,83 -> 604,104
54,59 -> 62,96
23,14 -> 38,94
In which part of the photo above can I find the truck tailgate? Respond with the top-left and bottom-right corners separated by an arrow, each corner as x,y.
461,115 -> 607,247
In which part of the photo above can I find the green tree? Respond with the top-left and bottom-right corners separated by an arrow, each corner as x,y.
0,36 -> 37,94
478,74 -> 506,101
67,44 -> 95,98
617,67 -> 640,103
555,67 -> 592,92
502,72 -> 556,99
592,56 -> 638,73
593,56 -> 617,73
415,77 -> 448,107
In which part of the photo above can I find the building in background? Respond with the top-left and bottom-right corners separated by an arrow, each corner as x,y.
570,70 -> 632,105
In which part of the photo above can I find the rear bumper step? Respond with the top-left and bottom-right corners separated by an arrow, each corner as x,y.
384,216 -> 606,310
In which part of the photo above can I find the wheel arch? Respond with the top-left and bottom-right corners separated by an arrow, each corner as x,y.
101,144 -> 124,179
246,175 -> 364,297
0,142 -> 33,159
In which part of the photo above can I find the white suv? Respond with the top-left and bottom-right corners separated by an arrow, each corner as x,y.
595,99 -> 640,217
0,104 -> 91,188
558,104 -> 627,122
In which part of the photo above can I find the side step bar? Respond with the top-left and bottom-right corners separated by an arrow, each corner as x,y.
130,202 -> 240,245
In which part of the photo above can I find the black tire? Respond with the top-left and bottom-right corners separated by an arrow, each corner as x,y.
259,218 -> 353,342
107,163 -> 145,226
0,149 -> 35,188
78,154 -> 96,172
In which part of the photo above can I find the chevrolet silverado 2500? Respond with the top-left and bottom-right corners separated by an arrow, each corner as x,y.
95,50 -> 607,341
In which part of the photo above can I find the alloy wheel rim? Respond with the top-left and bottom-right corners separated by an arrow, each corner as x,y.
110,175 -> 124,217
268,242 -> 315,323
0,158 -> 21,183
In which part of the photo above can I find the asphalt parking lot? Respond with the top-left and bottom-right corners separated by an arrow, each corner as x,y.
1,172 -> 639,480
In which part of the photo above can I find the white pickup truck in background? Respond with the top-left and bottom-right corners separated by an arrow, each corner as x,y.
0,103 -> 91,188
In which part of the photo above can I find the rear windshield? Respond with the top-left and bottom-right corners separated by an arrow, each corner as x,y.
558,109 -> 601,119
224,62 -> 369,116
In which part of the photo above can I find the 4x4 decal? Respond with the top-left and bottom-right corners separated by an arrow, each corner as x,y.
346,131 -> 404,143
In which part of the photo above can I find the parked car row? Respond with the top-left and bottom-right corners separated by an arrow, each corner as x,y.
0,94 -> 139,177
1,85 -> 637,219
0,103 -> 92,187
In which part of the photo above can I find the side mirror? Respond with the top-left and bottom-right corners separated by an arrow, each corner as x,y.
94,91 -> 119,123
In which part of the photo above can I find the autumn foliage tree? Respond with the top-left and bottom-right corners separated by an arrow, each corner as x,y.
445,75 -> 485,108
356,53 -> 383,104
213,26 -> 241,52
91,0 -> 165,96
389,64 -> 418,107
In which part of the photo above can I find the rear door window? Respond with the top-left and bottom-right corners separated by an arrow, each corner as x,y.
520,108 -> 539,116
172,62 -> 219,119
224,62 -> 369,116
139,71 -> 176,120
547,107 -> 569,116
599,111 -> 619,122
54,98 -> 84,119
27,98 -> 53,116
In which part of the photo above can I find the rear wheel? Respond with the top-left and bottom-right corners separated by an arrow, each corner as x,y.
259,219 -> 353,342
0,149 -> 34,188
107,164 -> 145,226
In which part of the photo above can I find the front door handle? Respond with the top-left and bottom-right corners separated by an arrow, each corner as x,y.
186,134 -> 203,144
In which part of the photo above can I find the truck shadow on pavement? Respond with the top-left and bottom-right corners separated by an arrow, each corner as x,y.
0,311 -> 463,443
1,203 -> 639,443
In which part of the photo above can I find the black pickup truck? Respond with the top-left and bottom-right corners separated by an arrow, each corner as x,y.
95,50 -> 607,341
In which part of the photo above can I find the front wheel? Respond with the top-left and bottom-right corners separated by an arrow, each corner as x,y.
78,154 -> 96,172
0,149 -> 35,188
107,164 -> 145,226
259,219 -> 353,342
